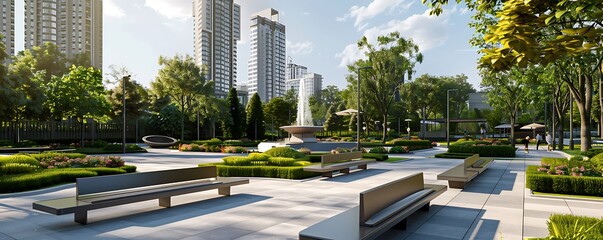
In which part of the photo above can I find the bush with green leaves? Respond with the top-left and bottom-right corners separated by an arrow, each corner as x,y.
200,163 -> 319,179
222,156 -> 252,166
103,143 -> 146,152
369,146 -> 388,154
224,146 -> 247,153
590,153 -> 603,168
248,153 -> 270,162
389,139 -> 432,150
545,214 -> 603,240
264,147 -> 304,158
293,161 -> 312,166
448,141 -> 515,157
27,152 -> 86,162
205,138 -> 223,146
298,148 -> 312,155
1,163 -> 39,175
268,157 -> 296,166
582,149 -> 603,158
363,153 -> 388,161
526,166 -> 603,196
0,169 -> 98,193
388,146 -> 409,154
0,155 -> 40,166
434,153 -> 474,159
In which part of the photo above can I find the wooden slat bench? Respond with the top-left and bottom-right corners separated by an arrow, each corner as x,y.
299,172 -> 447,240
303,152 -> 376,178
437,154 -> 493,189
32,166 -> 249,224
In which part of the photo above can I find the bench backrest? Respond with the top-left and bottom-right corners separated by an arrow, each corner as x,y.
76,166 -> 217,196
359,172 -> 424,224
463,154 -> 480,168
321,152 -> 362,166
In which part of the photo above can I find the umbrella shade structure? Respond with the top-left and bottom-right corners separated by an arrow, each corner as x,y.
335,108 -> 358,116
520,123 -> 545,130
494,124 -> 516,129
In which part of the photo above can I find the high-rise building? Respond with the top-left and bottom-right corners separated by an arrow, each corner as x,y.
193,0 -> 240,98
24,0 -> 103,69
1,0 -> 15,63
285,73 -> 322,98
286,62 -> 307,80
247,8 -> 286,102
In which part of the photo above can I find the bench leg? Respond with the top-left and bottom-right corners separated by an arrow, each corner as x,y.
74,210 -> 88,224
340,168 -> 350,174
358,164 -> 368,170
393,218 -> 407,230
322,172 -> 333,178
421,203 -> 430,211
159,197 -> 171,207
218,187 -> 231,196
448,181 -> 466,189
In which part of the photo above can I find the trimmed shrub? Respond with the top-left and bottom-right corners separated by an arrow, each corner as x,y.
264,147 -> 304,158
363,153 -> 388,161
224,146 -> 247,153
582,149 -> 603,158
389,146 -> 409,154
27,152 -> 86,162
298,148 -> 312,155
222,156 -> 252,166
591,153 -> 603,168
1,163 -> 39,175
201,163 -> 320,179
204,145 -> 222,152
293,161 -> 312,166
541,158 -> 569,167
0,155 -> 40,166
248,153 -> 270,162
526,166 -> 603,196
0,169 -> 98,193
204,138 -> 223,146
268,157 -> 296,166
448,141 -> 515,157
389,139 -> 432,150
120,165 -> 137,173
369,146 -> 388,154
85,167 -> 127,175
434,153 -> 474,159
103,143 -> 146,152
546,214 -> 603,239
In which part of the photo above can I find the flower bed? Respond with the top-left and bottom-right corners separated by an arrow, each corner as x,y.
526,164 -> 603,196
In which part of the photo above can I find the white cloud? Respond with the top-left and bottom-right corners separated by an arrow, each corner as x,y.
287,41 -> 314,55
338,0 -> 411,30
336,9 -> 452,67
104,0 -> 125,18
144,0 -> 191,21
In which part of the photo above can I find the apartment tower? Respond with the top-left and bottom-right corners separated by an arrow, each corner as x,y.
24,0 -> 103,69
1,0 -> 15,63
247,8 -> 286,102
193,0 -> 240,98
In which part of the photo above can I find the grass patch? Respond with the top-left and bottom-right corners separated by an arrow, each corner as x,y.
561,149 -> 584,158
384,157 -> 408,163
532,191 -> 603,201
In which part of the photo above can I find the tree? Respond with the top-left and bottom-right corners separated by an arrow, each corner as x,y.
0,34 -> 23,121
151,54 -> 213,140
264,97 -> 294,137
320,85 -> 342,107
19,42 -> 69,83
226,87 -> 243,139
246,93 -> 265,140
323,104 -> 338,134
349,32 -> 423,142
107,79 -> 149,121
282,88 -> 298,124
148,105 -> 182,138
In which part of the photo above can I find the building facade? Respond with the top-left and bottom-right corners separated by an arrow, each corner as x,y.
24,0 -> 103,69
193,0 -> 240,98
285,73 -> 322,98
286,62 -> 307,80
468,92 -> 492,110
1,0 -> 15,63
247,8 -> 286,102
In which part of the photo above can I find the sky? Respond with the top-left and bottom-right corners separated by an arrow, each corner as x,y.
15,0 -> 481,90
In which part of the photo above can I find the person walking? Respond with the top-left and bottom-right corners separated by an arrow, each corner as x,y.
536,133 -> 543,150
522,136 -> 530,153
545,132 -> 552,151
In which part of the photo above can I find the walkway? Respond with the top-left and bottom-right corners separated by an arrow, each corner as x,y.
0,147 -> 602,239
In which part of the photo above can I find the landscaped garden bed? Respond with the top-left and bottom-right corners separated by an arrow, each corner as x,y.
529,214 -> 603,240
434,152 -> 475,159
178,138 -> 253,153
448,139 -> 515,157
0,153 -> 136,193
526,156 -> 603,197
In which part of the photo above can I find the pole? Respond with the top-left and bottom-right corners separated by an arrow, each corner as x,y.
356,66 -> 372,151
446,89 -> 457,148
122,75 -> 130,154
569,93 -> 574,150
552,91 -> 556,150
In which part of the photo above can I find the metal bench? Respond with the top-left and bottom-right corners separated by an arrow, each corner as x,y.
437,154 -> 493,189
32,166 -> 249,224
299,172 -> 447,240
303,152 -> 376,178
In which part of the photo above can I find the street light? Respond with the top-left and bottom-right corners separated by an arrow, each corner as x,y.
447,89 -> 458,148
356,66 -> 372,151
405,119 -> 412,139
122,75 -> 131,154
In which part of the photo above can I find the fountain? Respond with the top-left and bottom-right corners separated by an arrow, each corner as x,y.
280,78 -> 323,143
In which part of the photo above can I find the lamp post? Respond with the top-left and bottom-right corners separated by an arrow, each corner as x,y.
446,89 -> 458,148
122,75 -> 131,154
405,119 -> 411,139
356,66 -> 372,151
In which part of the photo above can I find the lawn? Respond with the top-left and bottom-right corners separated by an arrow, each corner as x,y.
384,157 -> 408,163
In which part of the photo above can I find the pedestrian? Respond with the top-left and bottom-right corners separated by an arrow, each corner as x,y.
545,132 -> 552,151
522,136 -> 530,153
536,133 -> 543,150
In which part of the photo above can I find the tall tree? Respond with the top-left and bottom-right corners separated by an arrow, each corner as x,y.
226,87 -> 242,139
246,93 -> 265,140
151,54 -> 213,140
350,32 -> 423,142
264,97 -> 294,133
108,79 -> 149,121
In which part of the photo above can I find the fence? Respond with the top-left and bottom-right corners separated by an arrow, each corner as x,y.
0,120 -> 140,143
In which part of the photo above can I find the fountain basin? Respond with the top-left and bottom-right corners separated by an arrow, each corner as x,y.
280,126 -> 323,143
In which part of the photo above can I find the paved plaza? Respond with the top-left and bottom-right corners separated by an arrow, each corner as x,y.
2,147 -> 603,239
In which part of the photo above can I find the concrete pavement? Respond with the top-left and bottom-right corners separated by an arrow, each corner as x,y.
1,147 -> 602,239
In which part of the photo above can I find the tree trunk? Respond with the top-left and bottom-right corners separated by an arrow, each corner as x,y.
382,114 -> 387,143
577,103 -> 592,152
510,114 -> 516,148
557,117 -> 565,150
180,106 -> 185,141
421,107 -> 426,139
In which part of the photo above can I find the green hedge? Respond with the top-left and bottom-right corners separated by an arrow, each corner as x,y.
121,165 -> 137,173
369,146 -> 388,154
391,140 -> 432,150
200,163 -> 320,179
0,155 -> 40,166
0,169 -> 97,193
541,158 -> 569,167
546,214 -> 603,239
26,152 -> 86,162
448,142 -> 515,157
363,153 -> 388,161
268,157 -> 296,166
526,166 -> 603,196
264,147 -> 304,158
434,153 -> 475,159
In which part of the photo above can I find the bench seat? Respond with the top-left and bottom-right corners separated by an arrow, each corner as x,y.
467,159 -> 494,174
437,164 -> 478,189
300,183 -> 447,240
303,152 -> 375,178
